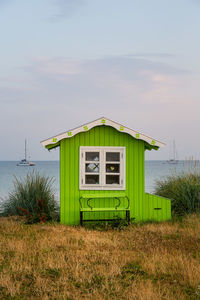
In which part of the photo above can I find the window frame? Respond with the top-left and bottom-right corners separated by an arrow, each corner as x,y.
79,146 -> 126,190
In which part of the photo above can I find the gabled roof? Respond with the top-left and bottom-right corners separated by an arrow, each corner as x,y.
41,117 -> 165,149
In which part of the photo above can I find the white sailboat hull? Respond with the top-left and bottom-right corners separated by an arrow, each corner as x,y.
17,162 -> 35,166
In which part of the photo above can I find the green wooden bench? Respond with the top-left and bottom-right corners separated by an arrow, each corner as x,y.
79,193 -> 130,225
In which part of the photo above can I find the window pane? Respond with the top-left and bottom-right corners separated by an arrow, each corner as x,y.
85,175 -> 99,184
106,175 -> 120,184
106,152 -> 120,162
85,163 -> 99,173
106,163 -> 120,173
86,152 -> 99,161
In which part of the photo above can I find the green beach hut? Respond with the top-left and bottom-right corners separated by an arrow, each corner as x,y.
41,117 -> 171,225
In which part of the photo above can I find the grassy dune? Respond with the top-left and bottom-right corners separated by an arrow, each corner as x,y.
0,216 -> 200,300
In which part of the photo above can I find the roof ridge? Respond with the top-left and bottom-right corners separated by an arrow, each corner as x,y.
41,117 -> 165,149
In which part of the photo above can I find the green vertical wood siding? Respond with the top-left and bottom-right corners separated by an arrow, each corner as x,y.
60,125 -> 171,225
144,193 -> 171,221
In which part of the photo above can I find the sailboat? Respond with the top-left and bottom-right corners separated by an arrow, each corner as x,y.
167,140 -> 179,164
17,139 -> 35,166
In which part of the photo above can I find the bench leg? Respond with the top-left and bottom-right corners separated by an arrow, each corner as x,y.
80,211 -> 83,226
126,210 -> 130,225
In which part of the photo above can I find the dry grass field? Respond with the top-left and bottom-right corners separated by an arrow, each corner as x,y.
0,215 -> 200,300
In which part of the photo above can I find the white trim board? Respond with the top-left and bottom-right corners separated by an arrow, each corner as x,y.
79,146 -> 126,190
41,117 -> 165,149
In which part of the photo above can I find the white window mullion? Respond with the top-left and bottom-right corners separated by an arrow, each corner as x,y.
98,149 -> 102,189
102,149 -> 105,188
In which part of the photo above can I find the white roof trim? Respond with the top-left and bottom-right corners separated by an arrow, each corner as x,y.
41,117 -> 165,148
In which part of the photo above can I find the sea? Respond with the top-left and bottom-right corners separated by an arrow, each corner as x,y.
0,160 -> 189,207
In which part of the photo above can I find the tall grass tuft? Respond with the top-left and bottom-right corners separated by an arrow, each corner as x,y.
155,160 -> 200,216
1,171 -> 59,223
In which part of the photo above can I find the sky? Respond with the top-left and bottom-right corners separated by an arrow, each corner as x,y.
0,0 -> 200,160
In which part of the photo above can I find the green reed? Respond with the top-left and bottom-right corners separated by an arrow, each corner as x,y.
155,159 -> 200,216
1,171 -> 59,223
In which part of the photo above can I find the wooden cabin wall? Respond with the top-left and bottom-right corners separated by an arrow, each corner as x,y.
60,125 -> 145,225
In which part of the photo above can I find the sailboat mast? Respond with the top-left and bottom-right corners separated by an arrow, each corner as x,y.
25,139 -> 27,161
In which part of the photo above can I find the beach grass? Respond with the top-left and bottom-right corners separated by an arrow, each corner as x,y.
0,215 -> 200,299
0,172 -> 59,223
155,161 -> 200,216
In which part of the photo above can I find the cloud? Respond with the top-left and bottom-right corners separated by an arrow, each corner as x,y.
28,55 -> 186,79
20,55 -> 188,109
2,54 -> 191,110
51,0 -> 85,20
124,53 -> 175,58
25,57 -> 82,76
1,54 -> 199,160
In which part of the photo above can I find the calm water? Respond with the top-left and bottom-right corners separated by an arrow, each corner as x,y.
0,160 -> 187,206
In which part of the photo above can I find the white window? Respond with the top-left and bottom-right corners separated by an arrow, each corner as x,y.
79,146 -> 126,190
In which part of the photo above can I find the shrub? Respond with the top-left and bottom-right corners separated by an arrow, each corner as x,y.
1,171 -> 59,223
155,171 -> 200,216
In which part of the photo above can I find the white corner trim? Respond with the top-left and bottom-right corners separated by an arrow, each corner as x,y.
40,117 -> 165,148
